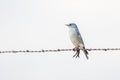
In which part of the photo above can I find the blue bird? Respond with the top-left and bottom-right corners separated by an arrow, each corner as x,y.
66,23 -> 88,59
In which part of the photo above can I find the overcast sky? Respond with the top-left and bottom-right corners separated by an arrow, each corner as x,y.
0,0 -> 120,80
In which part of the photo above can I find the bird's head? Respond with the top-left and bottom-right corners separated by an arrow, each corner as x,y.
65,23 -> 77,28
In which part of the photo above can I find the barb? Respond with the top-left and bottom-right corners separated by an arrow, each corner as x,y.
0,48 -> 120,53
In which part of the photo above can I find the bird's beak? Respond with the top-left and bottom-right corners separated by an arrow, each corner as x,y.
65,24 -> 70,26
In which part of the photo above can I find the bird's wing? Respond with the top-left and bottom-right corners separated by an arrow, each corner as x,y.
77,35 -> 85,46
74,27 -> 84,45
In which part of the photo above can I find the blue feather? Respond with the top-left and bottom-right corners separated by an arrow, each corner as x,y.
74,26 -> 80,35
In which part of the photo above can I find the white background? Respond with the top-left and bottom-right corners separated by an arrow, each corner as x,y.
0,0 -> 120,80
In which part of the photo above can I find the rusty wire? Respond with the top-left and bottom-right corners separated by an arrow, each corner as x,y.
0,48 -> 120,53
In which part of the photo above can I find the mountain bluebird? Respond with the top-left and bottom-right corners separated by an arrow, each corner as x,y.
66,23 -> 88,59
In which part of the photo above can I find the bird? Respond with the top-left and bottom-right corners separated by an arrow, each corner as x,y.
66,23 -> 89,59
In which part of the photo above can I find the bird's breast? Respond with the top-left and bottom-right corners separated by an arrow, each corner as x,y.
69,29 -> 79,45
69,28 -> 77,38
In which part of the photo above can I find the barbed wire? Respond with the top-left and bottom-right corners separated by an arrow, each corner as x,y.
0,48 -> 120,53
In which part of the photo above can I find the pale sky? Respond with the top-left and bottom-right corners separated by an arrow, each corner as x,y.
0,0 -> 120,80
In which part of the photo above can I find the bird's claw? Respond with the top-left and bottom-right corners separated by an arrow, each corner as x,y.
73,47 -> 80,58
73,48 -> 76,52
73,47 -> 78,51
73,53 -> 80,58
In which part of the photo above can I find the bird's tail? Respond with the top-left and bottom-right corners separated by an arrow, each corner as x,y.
83,48 -> 89,59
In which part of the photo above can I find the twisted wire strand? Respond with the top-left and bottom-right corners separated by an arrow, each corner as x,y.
0,48 -> 120,53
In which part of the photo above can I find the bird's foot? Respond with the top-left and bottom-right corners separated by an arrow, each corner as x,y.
73,47 -> 78,51
73,47 -> 80,58
73,53 -> 79,58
